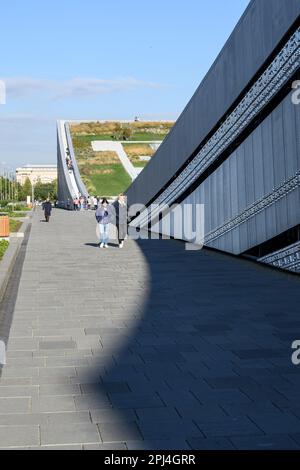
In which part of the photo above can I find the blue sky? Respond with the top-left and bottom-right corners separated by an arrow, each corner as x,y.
0,0 -> 249,169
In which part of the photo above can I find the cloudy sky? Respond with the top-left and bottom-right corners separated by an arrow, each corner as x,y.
0,0 -> 249,169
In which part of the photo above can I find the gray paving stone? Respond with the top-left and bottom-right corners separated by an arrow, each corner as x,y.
192,388 -> 253,406
74,394 -> 112,411
232,349 -> 287,360
136,407 -> 180,422
126,440 -> 191,450
138,419 -> 202,440
31,377 -> 71,385
32,396 -> 76,413
221,402 -> 282,418
0,386 -> 38,397
46,412 -> 91,425
0,413 -> 48,426
1,366 -> 39,378
39,384 -> 80,396
0,378 -> 32,386
194,417 -> 262,438
0,426 -> 40,448
90,409 -> 136,424
39,445 -> 83,450
206,376 -> 258,389
4,357 -> 44,367
45,357 -> 91,368
41,423 -> 100,445
1,209 -> 300,449
248,412 -> 300,435
38,367 -> 76,378
81,382 -> 130,395
7,339 -> 39,351
231,435 -> 300,450
0,397 -> 30,414
39,341 -> 77,350
85,328 -> 121,336
84,443 -> 127,450
187,437 -> 235,450
176,404 -> 227,420
109,393 -> 165,409
98,421 -> 143,443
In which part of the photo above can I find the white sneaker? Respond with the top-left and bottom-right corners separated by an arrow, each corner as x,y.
119,242 -> 124,249
104,244 -> 109,249
100,243 -> 104,249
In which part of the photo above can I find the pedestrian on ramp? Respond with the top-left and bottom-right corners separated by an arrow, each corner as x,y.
96,198 -> 113,249
44,198 -> 52,223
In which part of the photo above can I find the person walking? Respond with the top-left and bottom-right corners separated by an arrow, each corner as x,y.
114,194 -> 128,248
44,198 -> 52,223
96,198 -> 113,249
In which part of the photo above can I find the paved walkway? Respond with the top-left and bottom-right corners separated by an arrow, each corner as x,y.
0,209 -> 300,450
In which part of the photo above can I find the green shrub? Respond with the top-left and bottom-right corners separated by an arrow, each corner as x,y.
8,212 -> 27,218
14,204 -> 30,211
9,219 -> 22,233
0,240 -> 9,260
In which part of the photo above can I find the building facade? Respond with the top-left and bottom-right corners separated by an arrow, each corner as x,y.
16,165 -> 57,186
126,0 -> 300,273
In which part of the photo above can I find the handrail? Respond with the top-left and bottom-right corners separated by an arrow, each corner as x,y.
65,122 -> 88,198
57,120 -> 88,208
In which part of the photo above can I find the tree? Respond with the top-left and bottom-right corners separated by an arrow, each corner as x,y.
34,181 -> 57,201
111,123 -> 122,140
122,126 -> 133,141
22,177 -> 32,200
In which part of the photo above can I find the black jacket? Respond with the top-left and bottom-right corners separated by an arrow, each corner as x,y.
44,201 -> 52,216
113,202 -> 128,226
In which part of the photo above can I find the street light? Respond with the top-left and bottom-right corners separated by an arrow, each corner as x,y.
0,163 -> 16,202
30,172 -> 37,206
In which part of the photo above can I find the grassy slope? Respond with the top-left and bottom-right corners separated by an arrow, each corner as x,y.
88,164 -> 132,197
72,132 -> 168,148
71,121 -> 174,196
122,143 -> 154,168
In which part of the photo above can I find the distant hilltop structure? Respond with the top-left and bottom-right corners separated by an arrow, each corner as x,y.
16,164 -> 57,185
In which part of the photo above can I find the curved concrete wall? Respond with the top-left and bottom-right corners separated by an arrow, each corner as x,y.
65,123 -> 89,198
57,120 -> 88,208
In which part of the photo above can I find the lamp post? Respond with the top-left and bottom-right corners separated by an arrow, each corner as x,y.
30,173 -> 37,207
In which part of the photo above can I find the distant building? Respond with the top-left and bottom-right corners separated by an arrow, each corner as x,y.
16,165 -> 57,185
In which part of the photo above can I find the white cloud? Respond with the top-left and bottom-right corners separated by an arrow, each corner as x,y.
0,77 -> 163,101
0,113 -> 54,124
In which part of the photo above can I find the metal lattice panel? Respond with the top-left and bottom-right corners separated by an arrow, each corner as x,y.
132,28 -> 300,230
258,241 -> 300,272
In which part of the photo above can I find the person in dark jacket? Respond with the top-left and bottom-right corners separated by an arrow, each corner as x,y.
95,198 -> 113,248
114,194 -> 128,248
44,199 -> 52,223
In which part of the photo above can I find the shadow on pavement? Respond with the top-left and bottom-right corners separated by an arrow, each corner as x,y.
78,237 -> 300,450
